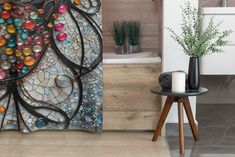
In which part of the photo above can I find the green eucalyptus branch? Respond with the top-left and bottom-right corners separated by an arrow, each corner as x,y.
168,1 -> 232,57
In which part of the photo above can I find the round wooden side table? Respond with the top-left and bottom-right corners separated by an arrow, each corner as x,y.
151,87 -> 208,154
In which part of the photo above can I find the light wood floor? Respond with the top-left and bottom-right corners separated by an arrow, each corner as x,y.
0,131 -> 170,157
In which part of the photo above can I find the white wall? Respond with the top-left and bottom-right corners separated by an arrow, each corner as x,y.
162,0 -> 199,123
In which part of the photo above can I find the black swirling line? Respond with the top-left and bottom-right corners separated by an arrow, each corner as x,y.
0,0 -> 102,131
0,89 -> 11,130
0,0 -> 69,130
70,0 -> 103,69
71,0 -> 101,15
15,65 -> 83,128
70,1 -> 103,75
18,72 -> 83,121
11,75 -> 71,130
0,1 -> 69,131
50,0 -> 103,76
48,1 -> 102,122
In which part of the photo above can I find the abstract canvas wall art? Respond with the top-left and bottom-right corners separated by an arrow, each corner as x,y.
0,0 -> 103,133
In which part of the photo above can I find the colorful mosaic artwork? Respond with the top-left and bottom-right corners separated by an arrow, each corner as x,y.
0,0 -> 103,133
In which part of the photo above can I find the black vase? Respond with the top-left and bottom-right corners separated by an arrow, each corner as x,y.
188,57 -> 200,90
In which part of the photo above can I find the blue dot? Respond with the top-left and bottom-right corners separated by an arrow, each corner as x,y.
21,67 -> 28,74
7,40 -> 16,47
17,28 -> 23,34
63,39 -> 71,46
21,33 -> 28,39
35,118 -> 48,128
1,54 -> 8,60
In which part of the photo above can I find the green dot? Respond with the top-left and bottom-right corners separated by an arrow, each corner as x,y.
36,18 -> 43,25
0,18 -> 5,24
14,19 -> 23,27
7,18 -> 13,24
29,12 -> 38,20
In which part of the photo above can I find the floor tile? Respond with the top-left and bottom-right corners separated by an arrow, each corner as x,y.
167,103 -> 235,157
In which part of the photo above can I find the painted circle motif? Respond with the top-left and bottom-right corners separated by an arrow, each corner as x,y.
0,2 -> 50,80
55,75 -> 72,88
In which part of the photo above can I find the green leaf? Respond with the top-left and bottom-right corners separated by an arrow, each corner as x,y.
167,1 -> 232,57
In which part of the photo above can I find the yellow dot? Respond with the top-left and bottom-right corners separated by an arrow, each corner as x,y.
0,37 -> 6,46
0,106 -> 6,113
24,56 -> 36,66
5,48 -> 14,55
47,23 -> 53,28
3,3 -> 12,11
6,25 -> 16,34
23,48 -> 32,56
74,0 -> 81,5
15,50 -> 23,57
44,38 -> 50,44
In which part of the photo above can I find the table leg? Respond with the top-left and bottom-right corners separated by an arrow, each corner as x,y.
183,97 -> 199,141
152,96 -> 175,142
178,98 -> 185,154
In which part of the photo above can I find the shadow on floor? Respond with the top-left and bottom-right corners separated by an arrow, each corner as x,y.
166,103 -> 235,157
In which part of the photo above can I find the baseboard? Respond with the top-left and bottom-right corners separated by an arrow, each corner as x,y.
165,123 -> 198,137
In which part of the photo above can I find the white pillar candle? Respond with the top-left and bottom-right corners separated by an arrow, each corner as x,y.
172,72 -> 186,93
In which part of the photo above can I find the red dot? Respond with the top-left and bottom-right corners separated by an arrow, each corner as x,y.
16,62 -> 24,69
1,11 -> 11,19
24,20 -> 36,30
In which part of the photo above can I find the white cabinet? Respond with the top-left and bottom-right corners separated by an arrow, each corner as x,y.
201,7 -> 235,75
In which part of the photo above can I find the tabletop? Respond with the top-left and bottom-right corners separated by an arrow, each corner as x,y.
151,86 -> 208,97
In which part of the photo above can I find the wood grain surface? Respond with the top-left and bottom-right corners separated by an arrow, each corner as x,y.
103,64 -> 162,130
103,111 -> 160,130
0,131 -> 171,157
103,0 -> 160,54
